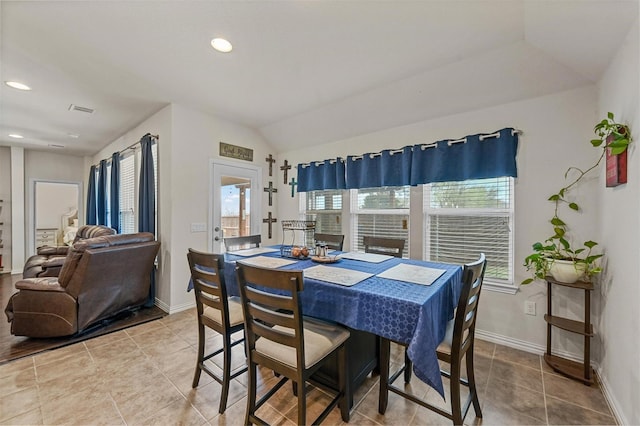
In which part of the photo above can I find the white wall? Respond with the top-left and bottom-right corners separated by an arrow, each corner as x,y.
278,85 -> 600,355
93,103 -> 276,313
596,19 -> 639,426
92,104 -> 173,310
169,104 -> 275,311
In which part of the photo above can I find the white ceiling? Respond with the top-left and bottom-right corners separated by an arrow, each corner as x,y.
1,1 -> 638,156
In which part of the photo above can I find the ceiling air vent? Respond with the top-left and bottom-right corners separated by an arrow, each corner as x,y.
68,104 -> 95,114
48,144 -> 65,148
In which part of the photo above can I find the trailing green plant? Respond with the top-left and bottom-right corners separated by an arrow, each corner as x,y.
522,112 -> 632,284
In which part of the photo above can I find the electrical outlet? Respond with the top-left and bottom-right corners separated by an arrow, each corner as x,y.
524,301 -> 536,316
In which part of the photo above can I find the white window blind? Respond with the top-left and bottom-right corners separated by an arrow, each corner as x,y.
303,189 -> 342,246
424,177 -> 514,286
119,153 -> 135,234
351,186 -> 409,257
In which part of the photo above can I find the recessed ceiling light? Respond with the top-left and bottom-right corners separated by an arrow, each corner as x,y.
67,133 -> 80,139
211,38 -> 233,53
8,133 -> 24,139
5,81 -> 32,91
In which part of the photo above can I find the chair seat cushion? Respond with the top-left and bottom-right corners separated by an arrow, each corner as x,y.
436,318 -> 454,355
256,317 -> 350,369
203,296 -> 244,327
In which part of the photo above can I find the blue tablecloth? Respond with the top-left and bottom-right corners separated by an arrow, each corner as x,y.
213,248 -> 463,397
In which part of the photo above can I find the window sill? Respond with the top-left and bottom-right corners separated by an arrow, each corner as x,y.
483,279 -> 518,295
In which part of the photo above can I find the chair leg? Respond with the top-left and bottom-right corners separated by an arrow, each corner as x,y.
218,333 -> 232,414
192,323 -> 205,388
378,337 -> 391,414
246,361 -> 257,426
297,379 -> 306,426
404,349 -> 413,383
338,344 -> 350,422
449,358 -> 463,425
466,351 -> 482,418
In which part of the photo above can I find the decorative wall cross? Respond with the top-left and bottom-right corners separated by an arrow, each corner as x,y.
262,212 -> 277,239
263,181 -> 278,206
265,154 -> 276,177
280,159 -> 291,184
289,176 -> 297,197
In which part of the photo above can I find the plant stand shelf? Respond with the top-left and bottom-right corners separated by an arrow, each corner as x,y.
545,277 -> 594,385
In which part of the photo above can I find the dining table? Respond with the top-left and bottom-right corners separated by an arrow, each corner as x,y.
218,246 -> 464,399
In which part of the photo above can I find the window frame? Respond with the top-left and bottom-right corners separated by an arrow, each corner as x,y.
423,177 -> 516,293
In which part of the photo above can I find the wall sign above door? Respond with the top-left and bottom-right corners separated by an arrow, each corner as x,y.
219,142 -> 253,162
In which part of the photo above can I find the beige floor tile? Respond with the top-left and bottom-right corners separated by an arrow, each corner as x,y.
494,343 -> 543,370
342,410 -> 383,425
37,369 -> 106,403
0,357 -> 34,379
131,397 -> 208,426
490,357 -> 544,393
281,385 -> 346,425
83,329 -> 131,350
356,382 -> 422,425
546,395 -> 616,425
0,385 -> 40,423
543,372 -> 612,415
186,377 -> 247,421
35,349 -> 97,384
112,375 -> 185,424
1,407 -> 43,425
40,387 -> 123,425
32,341 -> 88,367
484,375 -> 546,422
479,399 -> 547,425
125,318 -> 168,337
0,362 -> 36,397
473,338 -> 496,358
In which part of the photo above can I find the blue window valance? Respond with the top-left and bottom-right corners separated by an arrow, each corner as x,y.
296,127 -> 519,192
297,158 -> 346,192
346,146 -> 413,189
410,127 -> 519,185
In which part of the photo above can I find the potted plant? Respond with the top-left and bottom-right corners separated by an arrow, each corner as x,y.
522,112 -> 632,284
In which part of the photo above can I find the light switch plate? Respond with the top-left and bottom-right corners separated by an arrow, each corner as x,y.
190,222 -> 207,233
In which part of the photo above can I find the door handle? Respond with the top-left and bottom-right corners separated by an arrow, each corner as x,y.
214,226 -> 220,232
214,236 -> 220,241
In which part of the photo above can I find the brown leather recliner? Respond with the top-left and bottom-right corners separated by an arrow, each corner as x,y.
6,232 -> 160,337
22,225 -> 116,278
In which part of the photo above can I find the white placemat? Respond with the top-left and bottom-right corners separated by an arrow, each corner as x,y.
339,251 -> 393,263
237,256 -> 298,269
377,264 -> 446,286
228,247 -> 279,256
304,265 -> 373,287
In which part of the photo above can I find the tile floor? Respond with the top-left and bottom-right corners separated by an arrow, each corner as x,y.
0,308 -> 616,425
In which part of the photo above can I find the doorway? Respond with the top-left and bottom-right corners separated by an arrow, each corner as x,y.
210,160 -> 261,252
30,180 -> 82,255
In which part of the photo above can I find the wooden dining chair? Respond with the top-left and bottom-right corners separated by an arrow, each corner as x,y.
314,233 -> 345,251
223,234 -> 261,251
236,262 -> 351,425
187,249 -> 247,414
378,253 -> 487,425
363,236 -> 405,258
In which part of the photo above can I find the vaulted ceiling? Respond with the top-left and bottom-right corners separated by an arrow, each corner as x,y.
1,1 -> 637,155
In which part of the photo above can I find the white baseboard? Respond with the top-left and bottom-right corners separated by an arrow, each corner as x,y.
475,328 -> 622,425
153,298 -> 195,314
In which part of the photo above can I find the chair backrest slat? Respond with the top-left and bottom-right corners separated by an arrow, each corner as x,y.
363,236 -> 405,258
188,249 -> 231,329
314,233 -> 345,251
236,263 -> 306,367
451,253 -> 486,360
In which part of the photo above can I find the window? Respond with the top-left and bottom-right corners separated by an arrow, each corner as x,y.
350,186 -> 409,257
117,142 -> 158,235
119,153 -> 136,234
424,177 -> 514,288
303,189 -> 342,246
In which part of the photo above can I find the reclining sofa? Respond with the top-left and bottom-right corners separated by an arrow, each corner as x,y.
22,225 -> 116,278
5,232 -> 160,337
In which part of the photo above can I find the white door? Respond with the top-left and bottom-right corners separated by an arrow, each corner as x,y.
210,160 -> 261,252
